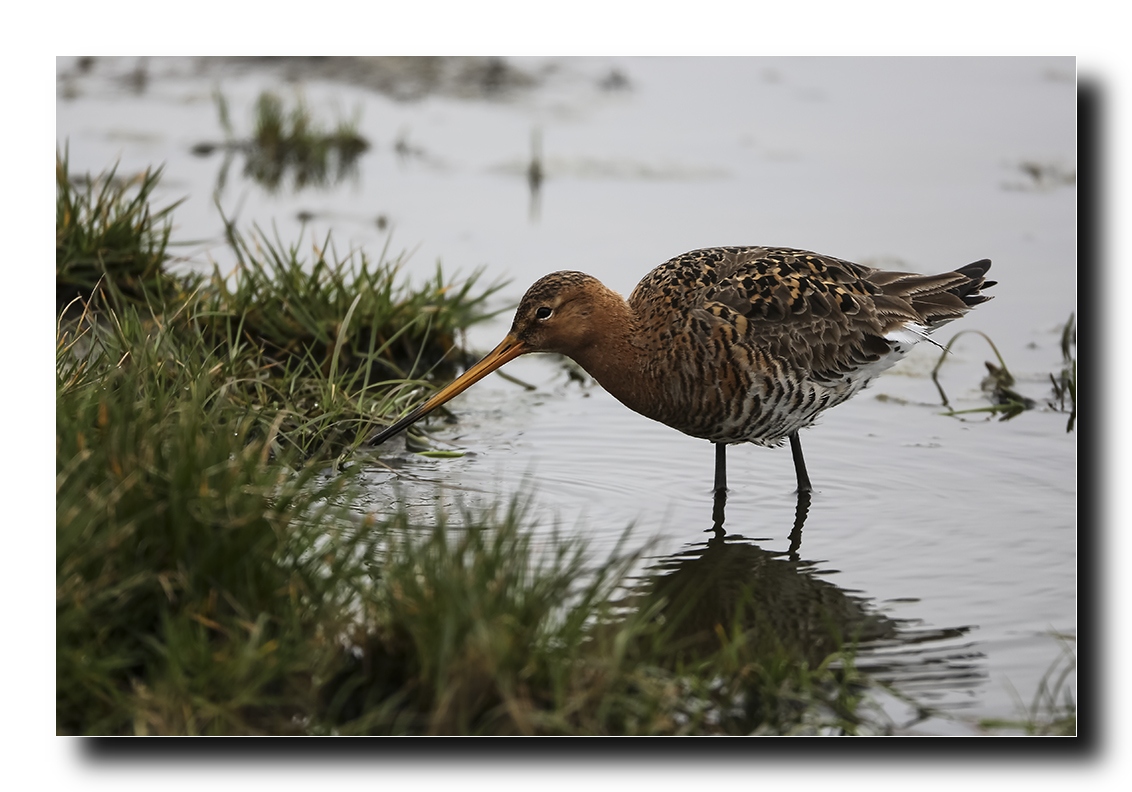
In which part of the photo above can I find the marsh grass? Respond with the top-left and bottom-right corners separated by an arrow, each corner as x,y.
54,279 -> 515,734
56,308 -> 877,736
316,511 -> 880,736
206,219 -> 507,382
979,635 -> 1076,736
57,149 -> 507,459
56,150 -> 187,310
58,384 -> 881,737
187,221 -> 507,458
57,306 -> 879,734
56,153 -> 904,735
196,90 -> 370,192
56,305 -> 370,734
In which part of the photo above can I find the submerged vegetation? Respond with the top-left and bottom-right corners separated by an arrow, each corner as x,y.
193,89 -> 370,192
931,315 -> 1078,431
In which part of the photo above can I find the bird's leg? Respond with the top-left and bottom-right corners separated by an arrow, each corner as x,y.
789,431 -> 813,494
713,442 -> 727,495
711,443 -> 728,535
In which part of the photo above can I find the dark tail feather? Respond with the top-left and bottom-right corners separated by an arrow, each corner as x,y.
951,259 -> 994,307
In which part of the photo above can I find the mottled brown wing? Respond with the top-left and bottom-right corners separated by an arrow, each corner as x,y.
631,246 -> 992,385
715,247 -> 909,385
631,247 -> 897,385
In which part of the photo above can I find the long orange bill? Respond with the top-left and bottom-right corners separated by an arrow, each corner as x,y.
370,333 -> 530,446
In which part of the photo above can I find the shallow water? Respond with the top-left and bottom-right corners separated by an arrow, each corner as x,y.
57,55 -> 1077,734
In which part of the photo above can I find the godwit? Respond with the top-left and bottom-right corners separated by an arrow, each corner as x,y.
370,247 -> 994,494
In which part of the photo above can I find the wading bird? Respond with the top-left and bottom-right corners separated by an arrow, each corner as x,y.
370,247 -> 994,495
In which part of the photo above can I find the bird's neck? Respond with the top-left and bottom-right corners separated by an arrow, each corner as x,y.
565,289 -> 661,419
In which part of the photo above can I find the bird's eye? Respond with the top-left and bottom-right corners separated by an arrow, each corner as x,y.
535,306 -> 552,320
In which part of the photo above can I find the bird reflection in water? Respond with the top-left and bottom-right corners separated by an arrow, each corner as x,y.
621,496 -> 986,730
711,481 -> 810,557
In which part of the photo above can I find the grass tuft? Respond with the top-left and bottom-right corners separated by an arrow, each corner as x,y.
56,152 -> 508,460
186,221 -> 507,458
56,309 -> 372,734
978,635 -> 1076,735
56,148 -> 187,310
204,220 -> 507,383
